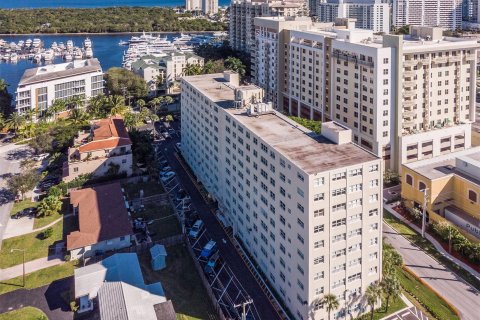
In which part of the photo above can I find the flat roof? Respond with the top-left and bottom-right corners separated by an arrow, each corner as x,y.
403,147 -> 480,184
183,74 -> 379,175
19,58 -> 102,86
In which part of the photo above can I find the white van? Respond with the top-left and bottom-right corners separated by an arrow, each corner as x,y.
188,220 -> 204,239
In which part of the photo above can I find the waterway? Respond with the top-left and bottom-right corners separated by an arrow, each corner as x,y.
0,33 -> 192,95
0,0 -> 231,9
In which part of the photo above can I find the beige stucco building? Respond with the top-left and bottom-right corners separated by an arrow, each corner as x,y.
63,117 -> 133,182
180,72 -> 383,320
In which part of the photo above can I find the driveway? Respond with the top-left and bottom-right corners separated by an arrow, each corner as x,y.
383,223 -> 480,320
157,121 -> 282,320
0,277 -> 74,320
3,216 -> 34,239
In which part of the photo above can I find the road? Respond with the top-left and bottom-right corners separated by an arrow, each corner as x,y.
156,121 -> 283,320
0,143 -> 28,248
383,223 -> 480,320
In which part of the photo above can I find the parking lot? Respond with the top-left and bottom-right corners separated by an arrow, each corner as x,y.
152,118 -> 283,320
382,307 -> 429,320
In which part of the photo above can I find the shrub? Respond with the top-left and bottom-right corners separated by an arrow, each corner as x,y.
47,185 -> 63,198
42,227 -> 53,239
384,169 -> 401,186
70,301 -> 79,312
64,254 -> 71,262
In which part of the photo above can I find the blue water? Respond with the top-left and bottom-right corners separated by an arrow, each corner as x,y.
0,33 -> 187,95
0,0 -> 231,8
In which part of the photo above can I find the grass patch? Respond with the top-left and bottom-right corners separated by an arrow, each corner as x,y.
33,199 -> 69,229
122,180 -> 164,199
383,210 -> 480,291
138,244 -> 217,320
288,116 -> 321,133
0,216 -> 73,269
132,203 -> 180,241
355,295 -> 407,320
398,267 -> 460,320
0,262 -> 75,295
10,199 -> 38,217
0,306 -> 48,320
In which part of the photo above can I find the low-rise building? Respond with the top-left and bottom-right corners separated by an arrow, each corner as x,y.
181,72 -> 383,320
74,253 -> 174,319
67,183 -> 133,259
63,117 -> 133,182
402,147 -> 480,241
15,59 -> 104,116
130,53 -> 204,96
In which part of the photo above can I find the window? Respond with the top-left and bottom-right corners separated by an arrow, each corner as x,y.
348,184 -> 362,193
314,224 -> 324,233
332,188 -> 346,196
332,203 -> 346,212
332,233 -> 346,243
314,240 -> 324,248
349,168 -> 362,177
314,209 -> 324,217
369,194 -> 378,203
314,272 -> 324,280
332,172 -> 346,181
468,190 -> 478,203
419,181 -> 426,191
297,203 -> 304,213
368,209 -> 378,216
314,193 -> 324,201
314,256 -> 324,264
313,177 -> 324,187
406,174 -> 413,186
297,218 -> 304,228
332,218 -> 346,227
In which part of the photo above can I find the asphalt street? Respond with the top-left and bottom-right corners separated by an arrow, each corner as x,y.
0,143 -> 27,249
383,223 -> 480,320
157,121 -> 283,320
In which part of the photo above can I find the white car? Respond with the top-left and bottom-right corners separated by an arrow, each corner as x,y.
33,153 -> 49,161
188,220 -> 204,239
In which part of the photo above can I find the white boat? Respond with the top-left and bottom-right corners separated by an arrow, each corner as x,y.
33,54 -> 42,63
84,37 -> 92,48
213,31 -> 228,37
66,40 -> 74,50
51,42 -> 58,49
43,49 -> 54,61
25,39 -> 32,47
32,38 -> 41,48
18,40 -> 24,47
64,52 -> 73,61
119,40 -> 129,46
73,49 -> 83,60
10,53 -> 18,62
85,47 -> 93,58
59,42 -> 65,50
129,32 -> 157,44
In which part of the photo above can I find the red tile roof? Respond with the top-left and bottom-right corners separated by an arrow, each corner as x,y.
78,117 -> 132,153
67,182 -> 132,250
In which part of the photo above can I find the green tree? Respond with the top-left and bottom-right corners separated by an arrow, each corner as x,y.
49,99 -> 66,120
5,113 -> 26,132
322,293 -> 339,320
224,57 -> 246,76
183,63 -> 203,76
104,67 -> 147,99
42,227 -> 54,239
0,79 -> 12,115
38,195 -> 62,217
365,283 -> 382,320
28,133 -> 53,155
7,170 -> 40,200
124,112 -> 142,130
19,122 -> 36,138
165,114 -> 174,122
68,108 -> 88,124
163,96 -> 174,105
381,275 -> 401,311
87,95 -> 108,118
384,169 -> 400,186
48,185 -> 63,198
136,99 -> 146,109
107,95 -> 129,116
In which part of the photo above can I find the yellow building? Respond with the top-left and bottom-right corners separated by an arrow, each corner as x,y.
401,147 -> 480,242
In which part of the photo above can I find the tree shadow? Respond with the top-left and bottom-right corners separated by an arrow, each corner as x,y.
44,277 -> 74,312
6,148 -> 32,161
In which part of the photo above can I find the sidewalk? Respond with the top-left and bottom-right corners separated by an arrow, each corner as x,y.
0,254 -> 64,281
385,203 -> 480,280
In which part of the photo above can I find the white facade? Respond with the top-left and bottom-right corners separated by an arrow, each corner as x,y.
181,72 -> 383,320
317,0 -> 390,34
15,59 -> 103,115
393,0 -> 463,30
70,235 -> 132,260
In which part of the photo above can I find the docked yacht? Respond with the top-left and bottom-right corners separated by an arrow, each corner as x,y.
33,54 -> 42,63
10,53 -> 18,62
74,49 -> 83,60
66,40 -> 74,50
43,49 -> 54,61
25,39 -> 32,47
64,52 -> 73,61
32,38 -> 41,48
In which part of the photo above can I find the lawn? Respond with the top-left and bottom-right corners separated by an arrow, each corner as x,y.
0,216 -> 73,269
138,244 -> 217,320
397,267 -> 460,320
10,199 -> 38,217
122,180 -> 164,199
383,210 -> 480,290
132,203 -> 181,241
355,295 -> 407,320
0,306 -> 47,320
0,262 -> 75,295
33,199 -> 69,229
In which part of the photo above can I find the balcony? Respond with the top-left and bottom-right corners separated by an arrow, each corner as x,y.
404,70 -> 415,77
403,91 -> 415,98
419,58 -> 430,65
403,100 -> 415,108
464,53 -> 475,61
433,56 -> 448,64
403,80 -> 415,88
403,59 -> 417,67
448,55 -> 461,63
403,110 -> 416,117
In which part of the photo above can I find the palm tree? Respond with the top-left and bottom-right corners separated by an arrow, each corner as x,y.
225,56 -> 246,76
0,113 -> 5,131
19,122 -> 36,138
148,97 -> 162,114
202,60 -> 216,74
183,63 -> 203,76
5,113 -> 26,132
68,108 -> 88,124
322,293 -> 339,320
38,195 -> 62,217
24,109 -> 37,123
163,96 -> 174,105
381,275 -> 400,311
365,283 -> 382,320
86,95 -> 107,119
383,247 -> 403,277
136,99 -> 146,110
124,112 -> 142,130
50,99 -> 66,120
0,79 -> 7,91
68,95 -> 84,110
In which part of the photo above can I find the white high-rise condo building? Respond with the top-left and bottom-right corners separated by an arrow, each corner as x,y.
229,0 -> 308,53
316,0 -> 390,34
393,0 -> 463,30
180,71 -> 383,320
185,0 -> 218,14
252,19 -> 479,171
15,59 -> 104,116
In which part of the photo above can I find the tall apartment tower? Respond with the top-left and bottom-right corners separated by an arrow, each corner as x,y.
181,72 -> 383,320
316,0 -> 390,34
185,0 -> 217,14
393,0 -> 463,30
229,0 -> 307,52
252,19 -> 479,170
185,0 -> 201,11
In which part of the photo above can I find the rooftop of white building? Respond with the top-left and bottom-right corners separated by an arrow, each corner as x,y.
182,73 -> 379,174
19,58 -> 102,86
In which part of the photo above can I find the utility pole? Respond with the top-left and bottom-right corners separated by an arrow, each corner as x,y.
234,298 -> 253,320
421,188 -> 429,238
10,248 -> 26,287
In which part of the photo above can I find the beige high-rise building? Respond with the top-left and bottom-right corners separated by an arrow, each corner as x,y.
252,19 -> 479,171
180,72 -> 383,320
185,0 -> 218,14
393,0 -> 463,30
229,0 -> 308,53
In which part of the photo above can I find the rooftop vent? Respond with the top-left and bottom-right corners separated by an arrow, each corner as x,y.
247,102 -> 274,117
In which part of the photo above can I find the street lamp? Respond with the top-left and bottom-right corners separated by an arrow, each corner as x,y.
10,248 -> 26,287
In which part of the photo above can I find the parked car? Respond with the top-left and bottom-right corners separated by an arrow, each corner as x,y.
161,166 -> 172,172
160,172 -> 175,183
162,132 -> 170,139
188,219 -> 204,239
204,251 -> 221,274
200,240 -> 217,259
175,142 -> 182,152
33,153 -> 49,161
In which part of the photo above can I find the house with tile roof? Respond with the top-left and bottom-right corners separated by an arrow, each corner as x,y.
63,117 -> 133,182
67,182 -> 133,259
